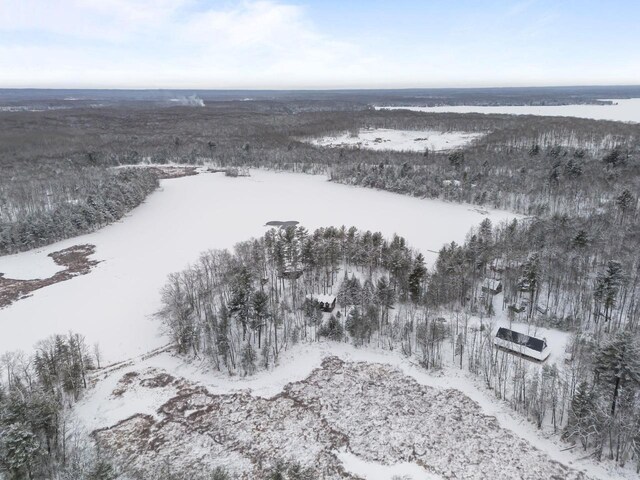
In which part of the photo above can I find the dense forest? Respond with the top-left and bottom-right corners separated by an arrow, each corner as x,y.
429,215 -> 640,469
157,226 -> 425,375
0,167 -> 158,255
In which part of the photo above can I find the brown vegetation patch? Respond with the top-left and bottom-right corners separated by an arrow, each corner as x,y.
111,367 -> 195,399
111,372 -> 140,397
0,244 -> 99,308
144,165 -> 200,179
140,372 -> 177,389
94,357 -> 589,480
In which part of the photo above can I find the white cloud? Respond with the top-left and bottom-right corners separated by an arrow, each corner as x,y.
180,2 -> 310,48
0,0 -> 379,87
0,0 -> 637,88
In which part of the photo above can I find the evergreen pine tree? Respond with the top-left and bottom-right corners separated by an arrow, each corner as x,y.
564,381 -> 598,449
240,343 -> 257,376
593,334 -> 640,416
408,253 -> 427,303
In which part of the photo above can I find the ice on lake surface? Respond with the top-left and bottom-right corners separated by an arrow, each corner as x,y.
377,98 -> 640,123
0,249 -> 65,280
0,170 -> 517,363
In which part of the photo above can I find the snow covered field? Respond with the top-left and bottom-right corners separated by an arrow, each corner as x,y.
307,128 -> 483,152
88,353 -> 589,479
377,98 -> 640,123
0,170 -> 516,363
337,449 -> 440,480
76,342 -> 630,480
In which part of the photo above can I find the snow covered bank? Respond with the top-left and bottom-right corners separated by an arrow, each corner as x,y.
306,128 -> 483,152
376,98 -> 640,123
0,170 -> 516,363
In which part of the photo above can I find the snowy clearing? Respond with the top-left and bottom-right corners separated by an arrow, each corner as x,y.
337,448 -> 442,480
76,341 -> 631,480
87,353 -> 590,479
468,292 -> 572,366
306,128 -> 483,152
0,170 -> 516,363
376,98 -> 640,123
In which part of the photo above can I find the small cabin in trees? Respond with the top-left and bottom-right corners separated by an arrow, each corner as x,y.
306,293 -> 337,312
482,278 -> 502,295
494,327 -> 550,361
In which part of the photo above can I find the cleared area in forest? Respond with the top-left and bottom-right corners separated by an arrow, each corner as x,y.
86,355 -> 589,480
306,128 -> 483,152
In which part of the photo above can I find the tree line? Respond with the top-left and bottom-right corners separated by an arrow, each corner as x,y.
0,168 -> 158,255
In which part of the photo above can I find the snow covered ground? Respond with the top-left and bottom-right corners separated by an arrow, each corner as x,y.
76,341 -> 633,480
376,98 -> 640,123
7,168 -> 617,478
88,353 -> 587,479
0,170 -> 516,363
306,128 -> 483,152
477,293 -> 572,366
337,449 -> 441,480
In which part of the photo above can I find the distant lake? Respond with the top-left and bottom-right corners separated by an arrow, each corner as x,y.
377,98 -> 640,123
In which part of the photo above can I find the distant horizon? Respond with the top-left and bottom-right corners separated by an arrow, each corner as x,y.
2,84 -> 640,92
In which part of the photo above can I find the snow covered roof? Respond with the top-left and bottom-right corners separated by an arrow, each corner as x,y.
306,293 -> 336,304
442,179 -> 462,187
495,327 -> 550,361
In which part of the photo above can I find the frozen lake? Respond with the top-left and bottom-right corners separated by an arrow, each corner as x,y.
377,98 -> 640,123
0,170 -> 517,362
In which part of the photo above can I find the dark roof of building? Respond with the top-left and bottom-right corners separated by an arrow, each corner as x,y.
496,327 -> 547,352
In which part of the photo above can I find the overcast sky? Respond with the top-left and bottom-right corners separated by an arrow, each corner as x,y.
1,0 -> 639,89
